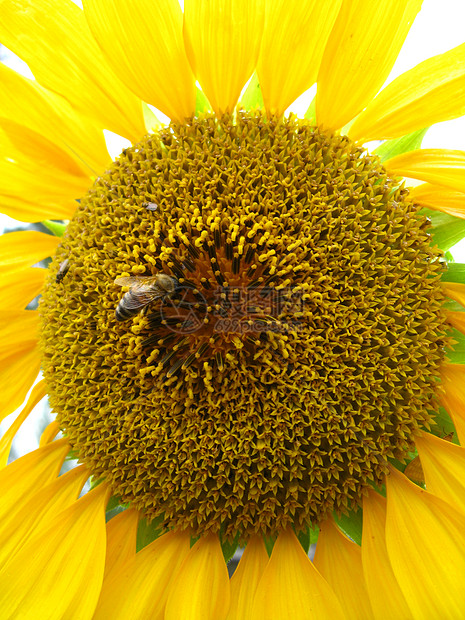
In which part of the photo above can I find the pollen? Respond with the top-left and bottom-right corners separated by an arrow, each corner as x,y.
40,111 -> 448,540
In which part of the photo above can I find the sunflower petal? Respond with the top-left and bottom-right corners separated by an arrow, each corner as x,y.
83,0 -> 196,121
164,533 -> 230,620
385,466 -> 465,618
440,363 -> 465,444
349,42 -> 465,143
0,310 -> 41,420
0,121 -> 89,221
251,529 -> 345,619
38,420 -> 60,446
362,489 -> 412,619
0,230 -> 59,272
103,508 -> 139,582
409,183 -> 465,219
385,149 -> 465,192
442,282 -> 465,308
0,464 -> 89,567
0,379 -> 47,468
0,267 -> 46,311
0,438 -> 69,514
313,517 -> 374,619
316,0 -> 422,131
95,529 -> 191,619
226,536 -> 269,620
0,0 -> 145,141
257,0 -> 342,116
0,62 -> 109,174
0,482 -> 110,619
415,431 -> 465,514
183,0 -> 265,116
446,310 -> 465,335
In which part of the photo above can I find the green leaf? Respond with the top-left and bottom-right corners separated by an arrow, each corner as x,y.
195,87 -> 212,115
441,262 -> 465,283
239,73 -> 264,110
424,209 -> 465,251
41,220 -> 67,237
333,507 -> 363,546
136,515 -> 164,551
374,127 -> 429,162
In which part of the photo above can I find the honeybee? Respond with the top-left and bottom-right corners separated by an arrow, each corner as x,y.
114,274 -> 178,321
56,258 -> 69,283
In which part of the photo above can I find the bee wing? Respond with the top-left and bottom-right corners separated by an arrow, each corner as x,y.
120,288 -> 165,311
114,276 -> 158,287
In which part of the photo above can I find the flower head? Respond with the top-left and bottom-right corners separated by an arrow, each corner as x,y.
2,1 -> 465,618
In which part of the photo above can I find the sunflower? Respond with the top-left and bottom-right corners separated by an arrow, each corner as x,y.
1,0 -> 465,618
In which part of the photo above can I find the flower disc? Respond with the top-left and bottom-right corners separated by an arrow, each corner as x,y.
40,112 -> 448,539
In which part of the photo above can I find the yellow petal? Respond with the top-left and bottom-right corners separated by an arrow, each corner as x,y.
385,466 -> 465,618
415,431 -> 465,514
0,120 -> 89,220
0,0 -> 145,142
316,0 -> 422,131
0,192 -> 78,224
0,482 -> 110,619
314,517 -> 374,619
165,532 -> 231,620
441,282 -> 465,309
385,149 -> 465,192
38,420 -> 61,446
0,267 -> 45,311
183,0 -> 265,116
349,42 -> 465,143
103,508 -> 139,582
257,0 -> 342,116
0,464 -> 89,567
0,379 -> 47,468
409,183 -> 465,219
0,230 -> 59,272
440,363 -> 465,445
83,0 -> 196,121
362,488 -> 413,619
446,310 -> 465,335
0,438 -> 69,515
0,62 -> 109,174
226,536 -> 269,620
95,529 -> 191,619
0,310 -> 41,420
252,529 -> 345,619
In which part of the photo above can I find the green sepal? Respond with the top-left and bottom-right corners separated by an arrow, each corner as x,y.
441,262 -> 465,283
142,102 -> 161,132
333,507 -> 363,546
374,127 -> 429,163
423,209 -> 465,251
220,530 -> 240,563
295,524 -> 319,553
263,534 -> 276,557
136,515 -> 164,551
445,328 -> 465,363
432,406 -> 457,440
304,97 -> 316,123
195,87 -> 212,115
105,505 -> 126,523
42,220 -> 67,237
296,526 -> 311,553
239,73 -> 264,110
